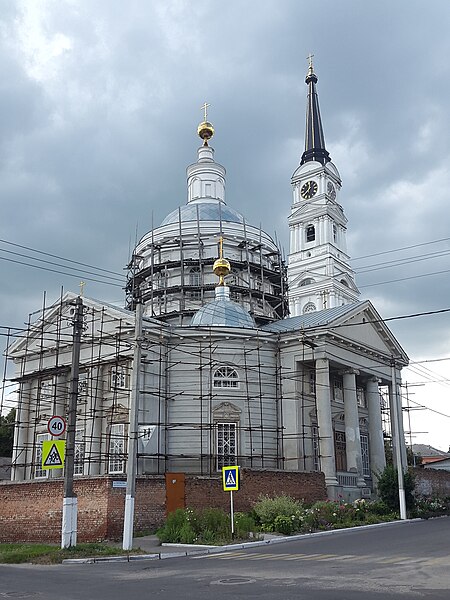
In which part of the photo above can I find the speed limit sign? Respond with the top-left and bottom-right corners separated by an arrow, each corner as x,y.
47,415 -> 66,437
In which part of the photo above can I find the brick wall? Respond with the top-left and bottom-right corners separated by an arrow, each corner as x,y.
413,467 -> 450,498
0,469 -> 326,543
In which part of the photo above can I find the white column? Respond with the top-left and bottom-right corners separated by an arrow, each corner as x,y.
389,376 -> 407,471
343,369 -> 365,487
366,377 -> 386,478
11,380 -> 31,481
315,357 -> 339,493
84,366 -> 103,475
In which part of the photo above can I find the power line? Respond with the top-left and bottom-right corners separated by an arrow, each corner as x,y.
352,236 -> 450,261
0,238 -> 124,277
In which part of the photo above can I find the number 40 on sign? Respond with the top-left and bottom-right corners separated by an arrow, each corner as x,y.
47,415 -> 66,437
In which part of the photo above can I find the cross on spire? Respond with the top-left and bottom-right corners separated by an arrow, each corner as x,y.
201,102 -> 210,122
307,53 -> 314,73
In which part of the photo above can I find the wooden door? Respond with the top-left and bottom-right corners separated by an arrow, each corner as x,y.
165,472 -> 185,515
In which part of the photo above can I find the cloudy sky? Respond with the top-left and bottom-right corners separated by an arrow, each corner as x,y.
1,0 -> 450,451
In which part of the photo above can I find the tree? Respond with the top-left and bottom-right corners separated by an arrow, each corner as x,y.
0,408 -> 16,457
376,464 -> 415,512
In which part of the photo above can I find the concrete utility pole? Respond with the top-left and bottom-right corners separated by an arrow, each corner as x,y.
61,296 -> 84,548
122,295 -> 143,551
391,359 -> 407,520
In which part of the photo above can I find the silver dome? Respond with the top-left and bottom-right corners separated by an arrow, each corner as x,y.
161,202 -> 244,226
190,286 -> 255,328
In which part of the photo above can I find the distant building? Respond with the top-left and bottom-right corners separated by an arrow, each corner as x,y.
412,444 -> 450,465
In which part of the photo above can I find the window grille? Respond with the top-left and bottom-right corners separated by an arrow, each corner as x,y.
357,387 -> 366,408
213,366 -> 239,388
74,429 -> 85,476
110,366 -> 129,391
40,378 -> 54,402
34,433 -> 49,479
78,372 -> 88,396
312,425 -> 320,471
216,422 -> 237,470
303,302 -> 316,314
108,424 -> 126,474
360,433 -> 370,477
333,379 -> 344,402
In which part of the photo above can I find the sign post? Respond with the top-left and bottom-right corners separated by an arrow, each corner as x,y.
222,466 -> 239,537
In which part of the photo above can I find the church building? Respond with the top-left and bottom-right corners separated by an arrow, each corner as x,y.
6,59 -> 408,502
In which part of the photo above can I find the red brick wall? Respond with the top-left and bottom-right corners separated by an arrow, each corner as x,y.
0,470 -> 326,543
185,469 -> 327,513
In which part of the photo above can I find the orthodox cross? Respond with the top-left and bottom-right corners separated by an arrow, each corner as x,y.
307,53 -> 314,70
201,102 -> 210,122
79,281 -> 85,297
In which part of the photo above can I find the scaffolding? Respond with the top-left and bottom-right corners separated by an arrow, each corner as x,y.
1,289 -> 397,488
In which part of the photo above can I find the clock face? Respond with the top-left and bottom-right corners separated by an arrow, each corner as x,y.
300,180 -> 318,199
327,181 -> 336,200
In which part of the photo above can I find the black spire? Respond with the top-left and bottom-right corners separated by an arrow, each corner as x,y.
300,56 -> 331,166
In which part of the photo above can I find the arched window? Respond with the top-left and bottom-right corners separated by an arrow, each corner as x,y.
306,225 -> 315,242
333,223 -> 337,242
300,278 -> 314,287
303,302 -> 316,314
213,366 -> 239,388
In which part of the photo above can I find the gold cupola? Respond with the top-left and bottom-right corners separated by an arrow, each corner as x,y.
197,101 -> 215,146
213,236 -> 231,286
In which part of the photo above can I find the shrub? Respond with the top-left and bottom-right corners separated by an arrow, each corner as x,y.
376,465 -> 415,512
252,494 -> 304,532
157,507 -> 255,545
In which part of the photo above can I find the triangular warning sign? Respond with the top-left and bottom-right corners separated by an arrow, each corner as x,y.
43,443 -> 63,468
226,471 -> 236,486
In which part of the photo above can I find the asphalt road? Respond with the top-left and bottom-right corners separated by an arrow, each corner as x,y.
1,518 -> 449,600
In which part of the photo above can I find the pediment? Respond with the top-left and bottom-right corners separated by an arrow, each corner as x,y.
7,292 -> 135,358
326,301 -> 408,364
213,401 -> 242,421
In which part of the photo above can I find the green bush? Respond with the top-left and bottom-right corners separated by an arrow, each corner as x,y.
157,507 -> 255,545
376,465 -> 415,512
252,494 -> 304,532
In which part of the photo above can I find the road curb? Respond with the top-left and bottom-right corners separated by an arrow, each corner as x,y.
62,518 -> 422,564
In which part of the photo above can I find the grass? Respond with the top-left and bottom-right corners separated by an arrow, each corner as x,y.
0,542 -> 143,564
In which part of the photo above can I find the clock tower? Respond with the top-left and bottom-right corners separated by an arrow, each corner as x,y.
287,57 -> 360,316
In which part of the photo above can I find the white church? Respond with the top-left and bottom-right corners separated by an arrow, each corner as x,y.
7,60 -> 408,501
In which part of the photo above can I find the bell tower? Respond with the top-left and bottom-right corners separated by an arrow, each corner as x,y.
287,56 -> 360,316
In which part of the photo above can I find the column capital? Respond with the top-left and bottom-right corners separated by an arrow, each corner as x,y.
341,368 -> 359,376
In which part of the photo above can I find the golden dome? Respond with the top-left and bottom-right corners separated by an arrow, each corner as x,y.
197,120 -> 214,145
213,257 -> 231,285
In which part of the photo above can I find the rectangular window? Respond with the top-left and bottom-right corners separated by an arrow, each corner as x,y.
312,425 -> 320,471
360,433 -> 370,478
78,372 -> 89,397
108,424 -> 126,474
333,379 -> 344,403
110,366 -> 129,391
357,387 -> 366,408
334,430 -> 347,472
216,422 -> 237,471
34,433 -> 49,479
308,368 -> 316,394
74,429 -> 85,476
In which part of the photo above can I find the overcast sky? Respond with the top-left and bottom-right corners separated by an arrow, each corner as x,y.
1,0 -> 450,451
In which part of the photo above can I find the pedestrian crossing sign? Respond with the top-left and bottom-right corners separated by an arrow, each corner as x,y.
42,440 -> 66,469
222,465 -> 239,491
